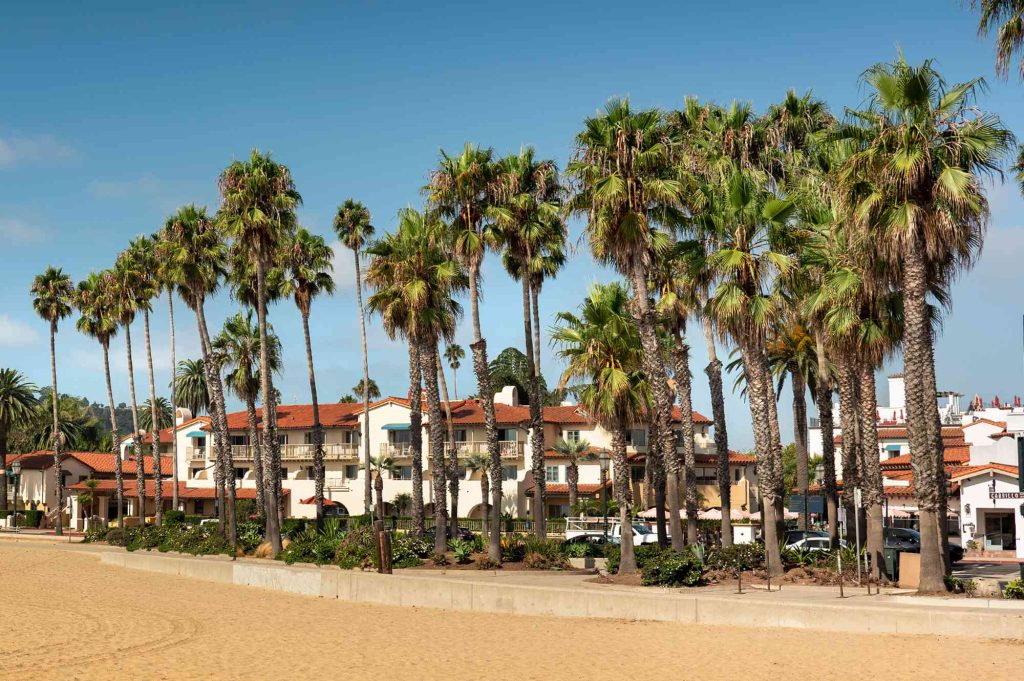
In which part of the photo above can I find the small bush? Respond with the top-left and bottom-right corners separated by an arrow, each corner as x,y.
476,556 -> 501,570
83,525 -> 109,543
641,550 -> 705,587
500,534 -> 526,562
1003,579 -> 1024,600
450,539 -> 474,564
334,526 -> 378,570
105,528 -> 127,546
708,543 -> 765,571
236,522 -> 265,553
430,552 -> 450,566
280,518 -> 310,539
164,510 -> 185,526
564,542 -> 597,558
279,519 -> 346,566
22,509 -> 43,528
391,534 -> 429,568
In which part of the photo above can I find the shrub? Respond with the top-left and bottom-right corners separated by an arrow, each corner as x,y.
0,510 -> 8,519
183,514 -> 208,526
334,526 -> 378,570
83,525 -> 109,543
945,575 -> 978,597
236,521 -> 265,553
1003,579 -> 1024,600
430,552 -> 450,566
279,519 -> 346,566
105,528 -> 127,546
22,509 -> 43,528
524,536 -> 565,562
500,534 -> 526,562
450,539 -> 474,564
476,556 -> 501,570
281,518 -> 310,539
708,543 -> 765,571
641,550 -> 705,587
604,543 -> 664,574
564,542 -> 596,558
164,510 -> 185,526
391,534 -> 429,568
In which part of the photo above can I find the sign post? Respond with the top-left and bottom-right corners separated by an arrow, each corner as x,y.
853,487 -> 863,583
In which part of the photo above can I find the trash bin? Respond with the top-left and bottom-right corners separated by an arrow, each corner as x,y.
883,548 -> 900,582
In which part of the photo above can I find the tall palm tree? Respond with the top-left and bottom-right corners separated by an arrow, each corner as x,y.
155,230 -> 183,511
426,143 -> 505,561
334,199 -> 376,517
464,452 -> 490,542
835,56 -> 1013,591
173,358 -> 209,416
552,282 -> 647,573
566,99 -> 683,548
0,369 -> 38,510
551,437 -> 591,512
127,235 -> 166,523
161,204 -> 235,543
139,397 -> 172,432
283,227 -> 335,524
370,454 -> 399,522
366,208 -> 468,555
75,271 -> 124,526
30,266 -> 74,535
434,341 -> 459,531
444,344 -> 465,398
214,312 -> 281,517
492,146 -> 567,538
351,378 -> 380,401
219,150 -> 301,555
973,1 -> 1024,78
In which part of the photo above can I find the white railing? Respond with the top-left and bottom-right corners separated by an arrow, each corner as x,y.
187,447 -> 205,462
452,440 -> 524,459
379,443 -> 413,457
227,443 -> 360,462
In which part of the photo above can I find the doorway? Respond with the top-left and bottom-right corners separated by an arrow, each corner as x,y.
983,511 -> 1015,550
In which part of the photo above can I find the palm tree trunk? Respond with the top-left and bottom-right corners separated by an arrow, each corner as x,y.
300,310 -> 326,527
0,424 -> 7,511
435,348 -> 459,534
246,398 -> 264,516
758,353 -> 786,547
702,316 -> 732,546
529,281 -> 547,535
168,293 -> 179,512
611,424 -> 636,573
254,260 -> 280,554
791,368 -> 809,532
467,265 -> 502,562
520,276 -> 546,538
194,300 -> 235,545
919,322 -> 951,575
143,309 -> 163,525
858,363 -> 884,581
479,473 -> 489,542
47,321 -> 64,535
124,323 -> 146,526
567,460 -> 579,512
409,343 -> 425,537
836,355 -> 862,540
420,340 -> 448,555
815,334 -> 839,543
101,341 -> 124,528
672,328 -> 699,546
354,251 -> 373,517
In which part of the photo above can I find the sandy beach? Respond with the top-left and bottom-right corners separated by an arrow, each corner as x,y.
2,542 -> 1022,681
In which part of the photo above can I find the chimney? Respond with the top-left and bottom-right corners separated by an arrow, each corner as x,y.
494,385 -> 519,406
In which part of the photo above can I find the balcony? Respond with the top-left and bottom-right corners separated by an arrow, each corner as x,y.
379,443 -> 413,458
228,443 -> 360,462
187,447 -> 206,463
454,440 -> 523,460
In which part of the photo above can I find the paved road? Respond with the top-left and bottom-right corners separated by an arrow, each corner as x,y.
954,561 -> 1023,582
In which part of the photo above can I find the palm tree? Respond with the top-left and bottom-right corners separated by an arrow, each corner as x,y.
426,143 -> 505,561
334,199 -> 376,517
75,271 -> 124,526
139,397 -> 172,432
492,146 -> 567,539
219,150 -> 302,555
552,282 -> 647,573
213,311 -> 282,518
174,358 -> 209,416
434,341 -> 460,532
973,1 -> 1024,78
464,452 -> 490,541
392,491 -> 412,517
161,204 -> 234,542
155,230 -> 183,511
370,454 -> 398,522
283,227 -> 335,524
551,437 -> 591,512
111,248 -> 152,525
351,378 -> 380,401
0,369 -> 38,510
30,266 -> 74,535
366,208 -> 469,555
835,56 -> 1013,591
444,344 -> 465,398
407,343 -> 425,535
566,99 -> 683,547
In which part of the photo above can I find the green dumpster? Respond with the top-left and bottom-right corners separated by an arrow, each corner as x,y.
883,548 -> 899,582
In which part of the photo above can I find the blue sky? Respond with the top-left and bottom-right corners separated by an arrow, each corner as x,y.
2,1 -> 1023,449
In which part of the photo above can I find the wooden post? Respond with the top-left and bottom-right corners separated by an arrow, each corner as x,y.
379,529 -> 393,574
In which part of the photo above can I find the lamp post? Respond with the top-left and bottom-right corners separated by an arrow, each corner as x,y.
10,461 -> 22,533
598,450 -> 610,542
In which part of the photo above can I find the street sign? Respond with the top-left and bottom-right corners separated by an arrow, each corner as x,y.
787,494 -> 824,515
854,488 -> 863,508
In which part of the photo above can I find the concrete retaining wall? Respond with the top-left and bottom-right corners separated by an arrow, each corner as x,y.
99,551 -> 1024,641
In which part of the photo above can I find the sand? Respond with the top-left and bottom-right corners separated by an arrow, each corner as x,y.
2,542 -> 1023,681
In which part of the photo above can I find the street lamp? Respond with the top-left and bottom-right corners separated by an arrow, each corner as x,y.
10,461 -> 22,533
598,450 -> 610,542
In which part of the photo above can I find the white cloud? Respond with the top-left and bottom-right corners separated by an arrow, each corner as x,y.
0,133 -> 76,168
88,174 -> 164,199
0,315 -> 40,347
0,216 -> 45,244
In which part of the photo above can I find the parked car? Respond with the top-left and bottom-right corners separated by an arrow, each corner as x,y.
783,530 -> 829,548
787,536 -> 848,551
562,533 -> 610,548
564,518 -> 659,545
424,526 -> 475,542
884,527 -> 963,564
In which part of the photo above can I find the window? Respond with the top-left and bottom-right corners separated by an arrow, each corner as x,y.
501,465 -> 517,481
565,430 -> 581,443
194,437 -> 206,448
626,429 -> 646,447
191,467 -> 203,479
230,435 -> 247,446
734,467 -> 741,482
696,468 -> 716,485
234,468 -> 246,480
303,432 -> 314,445
344,464 -> 359,480
631,466 -> 645,482
278,434 -> 289,445
280,467 -> 288,480
547,504 -> 568,518
497,428 -> 518,442
454,429 -> 467,442
545,466 -> 561,483
389,430 -> 411,445
394,466 -> 412,481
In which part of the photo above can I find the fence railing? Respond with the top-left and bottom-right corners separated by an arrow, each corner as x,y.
227,443 -> 360,462
386,517 -> 568,535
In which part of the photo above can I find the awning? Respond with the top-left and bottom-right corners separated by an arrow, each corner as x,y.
382,423 -> 410,431
885,444 -> 902,452
185,431 -> 207,438
299,496 -> 342,507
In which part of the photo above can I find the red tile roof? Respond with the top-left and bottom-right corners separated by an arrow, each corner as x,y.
67,479 -> 287,500
834,426 -> 963,445
9,451 -> 173,475
628,450 -> 755,465
879,446 -> 972,470
206,403 -> 364,432
948,463 -> 1019,481
432,400 -> 712,427
524,481 -> 611,496
963,418 -> 1007,430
